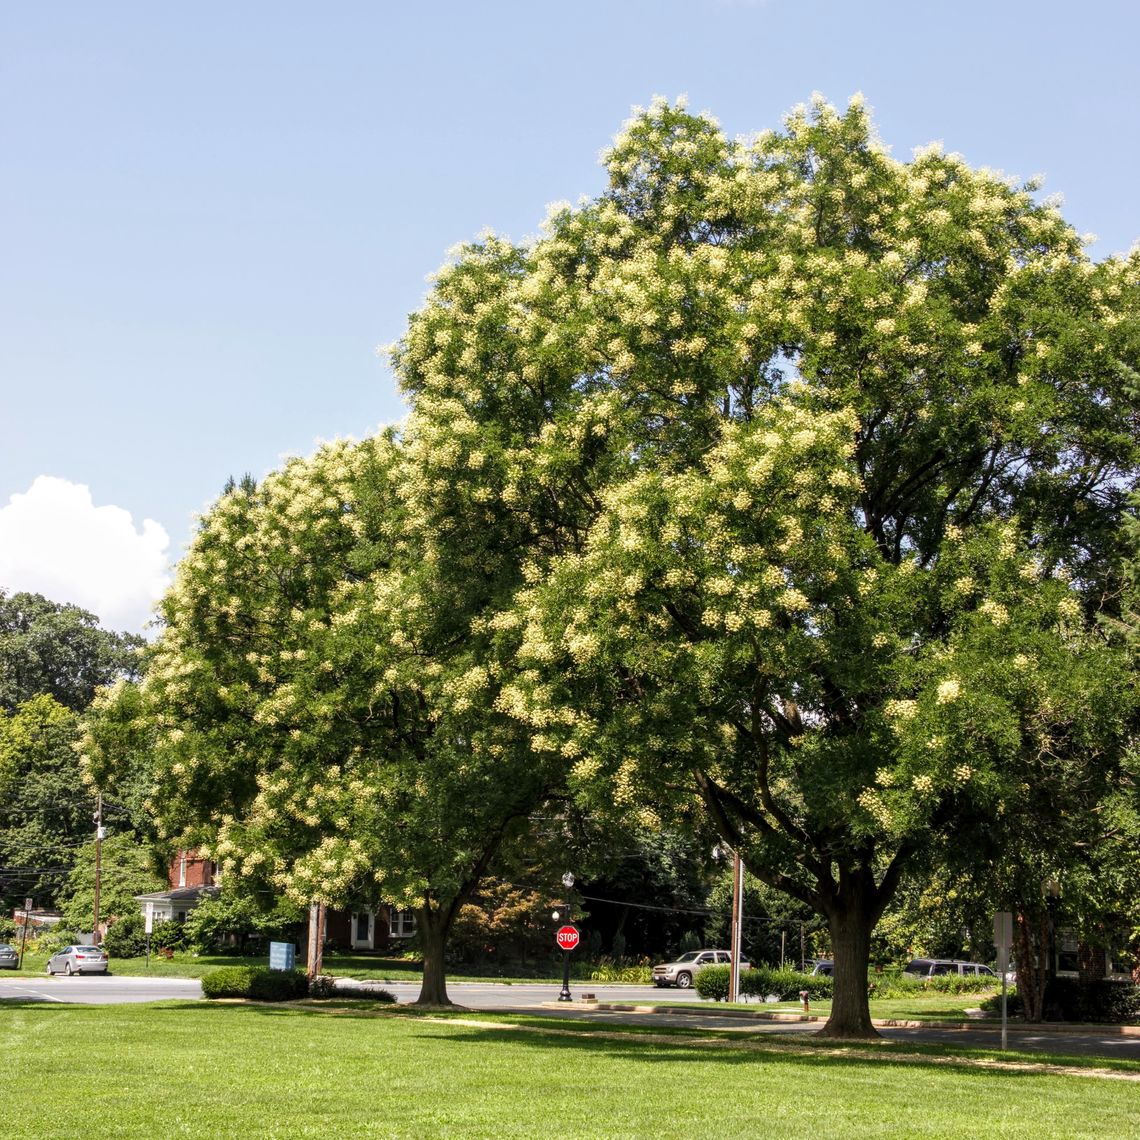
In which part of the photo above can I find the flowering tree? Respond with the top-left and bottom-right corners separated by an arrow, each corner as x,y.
391,97 -> 1140,1035
86,435 -> 562,1005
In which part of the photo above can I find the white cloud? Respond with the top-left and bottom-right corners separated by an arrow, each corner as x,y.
0,476 -> 171,635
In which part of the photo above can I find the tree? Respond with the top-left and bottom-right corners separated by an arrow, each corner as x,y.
58,832 -> 165,932
0,694 -> 93,911
389,96 -> 1140,1036
0,590 -> 142,713
91,435 -> 567,1005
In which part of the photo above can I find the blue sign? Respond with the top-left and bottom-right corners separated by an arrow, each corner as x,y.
269,941 -> 296,971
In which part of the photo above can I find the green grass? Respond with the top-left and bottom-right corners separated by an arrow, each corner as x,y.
1,1001 -> 1136,1139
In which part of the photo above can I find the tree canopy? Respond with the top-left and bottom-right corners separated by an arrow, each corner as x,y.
0,589 -> 142,713
389,95 -> 1140,1035
93,434 -> 567,1003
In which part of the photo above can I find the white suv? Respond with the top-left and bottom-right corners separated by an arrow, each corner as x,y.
651,949 -> 750,989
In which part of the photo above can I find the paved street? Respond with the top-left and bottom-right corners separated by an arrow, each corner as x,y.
0,974 -> 203,1004
3,974 -> 1138,1061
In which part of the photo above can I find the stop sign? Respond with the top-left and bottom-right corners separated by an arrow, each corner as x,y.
555,924 -> 580,951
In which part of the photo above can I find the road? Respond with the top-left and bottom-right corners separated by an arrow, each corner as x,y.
0,973 -> 202,1004
3,974 -> 1138,1060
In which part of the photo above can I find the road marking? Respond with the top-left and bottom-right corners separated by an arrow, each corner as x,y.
0,984 -> 65,1003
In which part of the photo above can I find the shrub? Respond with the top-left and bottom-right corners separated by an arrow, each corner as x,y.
740,966 -> 832,1001
201,966 -> 256,998
102,911 -> 148,959
922,974 -> 999,995
980,988 -> 1022,1016
307,975 -> 396,1003
201,965 -> 308,1001
695,964 -> 731,1001
1047,979 -> 1140,1023
588,957 -> 652,984
32,929 -> 81,956
248,968 -> 309,1001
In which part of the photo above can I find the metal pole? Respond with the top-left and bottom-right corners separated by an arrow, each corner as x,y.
558,893 -> 572,1001
17,900 -> 31,970
92,793 -> 103,943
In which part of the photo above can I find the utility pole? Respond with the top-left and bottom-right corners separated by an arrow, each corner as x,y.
93,793 -> 105,943
728,848 -> 743,1002
307,901 -> 326,979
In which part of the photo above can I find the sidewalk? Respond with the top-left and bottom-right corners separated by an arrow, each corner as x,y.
563,998 -> 1140,1036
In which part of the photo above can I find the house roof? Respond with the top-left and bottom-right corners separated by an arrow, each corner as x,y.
134,887 -> 219,904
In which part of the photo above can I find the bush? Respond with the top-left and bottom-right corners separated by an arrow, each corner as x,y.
201,965 -> 308,1001
695,964 -> 731,1001
102,911 -> 148,959
588,957 -> 652,984
741,966 -> 833,1001
307,975 -> 396,1002
31,928 -> 81,956
1047,979 -> 1140,1023
201,966 -> 256,998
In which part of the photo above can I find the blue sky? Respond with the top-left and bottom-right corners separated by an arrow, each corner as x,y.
2,1 -> 1138,632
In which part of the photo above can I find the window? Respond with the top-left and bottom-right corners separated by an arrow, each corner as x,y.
389,909 -> 416,938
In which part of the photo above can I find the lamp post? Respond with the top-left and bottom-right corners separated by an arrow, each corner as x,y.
1045,879 -> 1061,983
555,870 -> 576,1002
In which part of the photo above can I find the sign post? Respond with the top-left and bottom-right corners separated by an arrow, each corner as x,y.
17,898 -> 32,970
144,902 -> 154,969
556,924 -> 580,1002
994,911 -> 1013,1051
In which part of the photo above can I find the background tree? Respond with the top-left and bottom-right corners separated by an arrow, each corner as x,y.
0,694 -> 92,911
390,96 -> 1140,1036
58,832 -> 165,932
0,590 -> 141,713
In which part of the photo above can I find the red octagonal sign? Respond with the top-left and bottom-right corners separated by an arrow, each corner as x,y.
555,924 -> 580,951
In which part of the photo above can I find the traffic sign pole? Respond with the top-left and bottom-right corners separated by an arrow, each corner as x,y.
555,924 -> 579,1001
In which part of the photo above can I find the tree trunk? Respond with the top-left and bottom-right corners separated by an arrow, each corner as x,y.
1015,910 -> 1048,1023
820,892 -> 877,1039
414,908 -> 455,1007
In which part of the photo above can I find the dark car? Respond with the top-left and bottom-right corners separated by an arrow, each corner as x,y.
0,943 -> 18,969
809,959 -> 834,976
46,945 -> 108,976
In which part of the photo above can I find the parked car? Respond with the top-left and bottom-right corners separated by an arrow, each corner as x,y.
45,945 -> 108,976
651,949 -> 751,989
0,943 -> 18,969
809,959 -> 834,976
904,958 -> 996,978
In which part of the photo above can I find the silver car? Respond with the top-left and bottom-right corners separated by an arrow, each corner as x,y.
0,943 -> 18,969
651,949 -> 751,989
46,945 -> 108,976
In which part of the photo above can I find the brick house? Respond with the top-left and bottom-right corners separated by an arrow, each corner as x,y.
137,850 -> 416,950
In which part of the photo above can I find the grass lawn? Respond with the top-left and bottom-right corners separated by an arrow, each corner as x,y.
2,1000 -> 1136,1139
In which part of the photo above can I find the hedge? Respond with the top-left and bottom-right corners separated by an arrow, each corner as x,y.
982,980 -> 1139,1023
695,965 -> 833,1002
201,966 -> 309,1001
